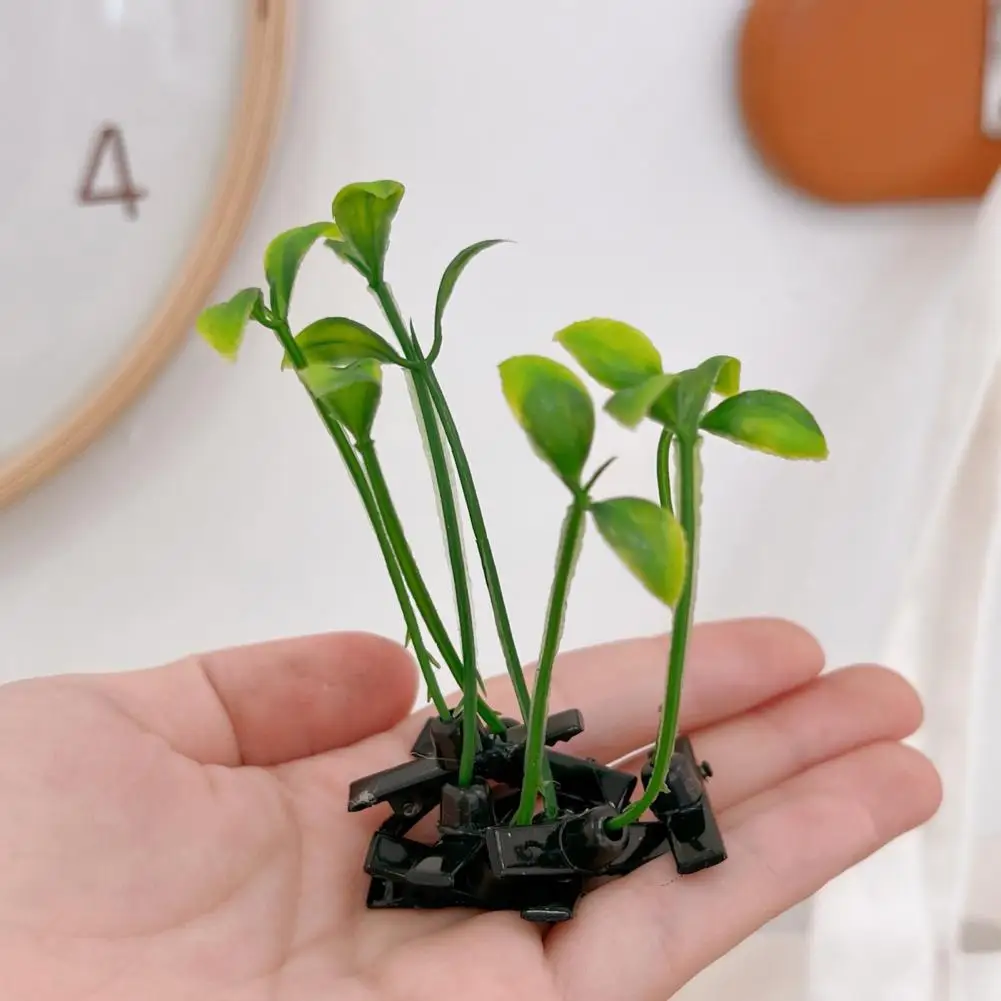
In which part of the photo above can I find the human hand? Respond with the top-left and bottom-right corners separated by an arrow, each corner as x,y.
0,618 -> 940,1001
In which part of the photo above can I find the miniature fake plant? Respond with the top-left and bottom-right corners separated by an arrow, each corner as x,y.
195,180 -> 826,914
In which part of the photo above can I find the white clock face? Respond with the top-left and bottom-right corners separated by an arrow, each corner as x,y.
0,1 -> 279,492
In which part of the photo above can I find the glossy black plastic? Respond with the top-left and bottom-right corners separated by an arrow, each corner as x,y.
349,712 -> 727,921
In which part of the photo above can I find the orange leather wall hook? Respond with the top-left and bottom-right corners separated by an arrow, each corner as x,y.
738,0 -> 1001,203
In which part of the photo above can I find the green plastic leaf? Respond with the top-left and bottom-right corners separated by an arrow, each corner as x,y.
700,389 -> 828,460
300,359 -> 383,442
713,356 -> 741,397
660,355 -> 741,433
282,317 -> 404,369
330,180 -> 405,281
590,496 -> 687,607
432,239 -> 507,359
325,236 -> 368,276
605,373 -> 678,428
499,355 -> 595,488
195,287 -> 263,361
263,221 -> 341,318
554,318 -> 662,390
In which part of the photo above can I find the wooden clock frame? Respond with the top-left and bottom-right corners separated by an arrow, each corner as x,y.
0,0 -> 290,507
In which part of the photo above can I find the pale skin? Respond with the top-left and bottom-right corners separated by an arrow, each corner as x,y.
0,618 -> 940,1001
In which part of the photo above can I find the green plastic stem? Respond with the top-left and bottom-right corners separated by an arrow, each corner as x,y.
272,320 -> 451,720
421,367 -> 533,723
357,439 -> 505,732
512,497 -> 587,826
656,428 -> 674,513
370,281 -> 482,778
608,435 -> 701,831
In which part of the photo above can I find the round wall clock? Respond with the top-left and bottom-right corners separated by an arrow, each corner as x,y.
0,0 -> 289,506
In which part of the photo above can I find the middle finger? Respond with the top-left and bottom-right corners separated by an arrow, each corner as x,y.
614,663 -> 924,815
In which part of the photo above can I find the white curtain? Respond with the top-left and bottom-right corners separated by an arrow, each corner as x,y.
680,169 -> 1001,1001
807,167 -> 1001,1000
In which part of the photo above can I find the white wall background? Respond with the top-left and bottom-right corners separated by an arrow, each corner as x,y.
0,0 -> 979,677
2,3 -> 1000,996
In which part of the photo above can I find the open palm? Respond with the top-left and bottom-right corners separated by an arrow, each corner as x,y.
0,618 -> 939,1001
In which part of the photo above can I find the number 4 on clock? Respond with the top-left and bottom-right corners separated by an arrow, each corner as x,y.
77,124 -> 148,220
